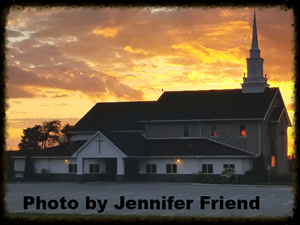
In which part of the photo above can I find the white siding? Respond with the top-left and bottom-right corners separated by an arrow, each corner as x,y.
200,158 -> 252,175
75,133 -> 126,175
139,158 -> 252,175
139,158 -> 200,174
83,158 -> 106,174
14,159 -> 25,172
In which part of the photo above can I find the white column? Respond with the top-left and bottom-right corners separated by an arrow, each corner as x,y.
77,157 -> 83,175
117,157 -> 125,175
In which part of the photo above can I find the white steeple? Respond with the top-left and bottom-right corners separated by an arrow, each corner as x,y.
241,12 -> 269,93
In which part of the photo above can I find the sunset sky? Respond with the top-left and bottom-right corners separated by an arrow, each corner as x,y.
5,7 -> 295,155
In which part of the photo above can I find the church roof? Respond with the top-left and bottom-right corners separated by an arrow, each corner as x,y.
269,106 -> 285,122
72,87 -> 279,132
103,132 -> 255,157
10,141 -> 87,157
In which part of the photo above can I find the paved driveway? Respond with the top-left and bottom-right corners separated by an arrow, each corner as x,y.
5,182 -> 294,218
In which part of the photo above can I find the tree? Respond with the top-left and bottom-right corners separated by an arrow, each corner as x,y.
39,120 -> 62,148
18,120 -> 71,152
61,124 -> 74,144
18,125 -> 43,152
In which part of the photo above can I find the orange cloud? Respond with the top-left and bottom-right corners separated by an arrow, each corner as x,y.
93,26 -> 122,38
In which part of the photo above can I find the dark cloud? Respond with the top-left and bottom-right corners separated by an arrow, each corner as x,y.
6,29 -> 24,37
7,85 -> 36,98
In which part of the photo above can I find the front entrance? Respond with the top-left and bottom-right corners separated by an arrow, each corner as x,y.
125,159 -> 139,181
106,158 -> 117,181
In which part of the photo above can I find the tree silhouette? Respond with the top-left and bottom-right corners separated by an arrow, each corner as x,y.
18,125 -> 43,152
18,120 -> 72,152
61,124 -> 74,144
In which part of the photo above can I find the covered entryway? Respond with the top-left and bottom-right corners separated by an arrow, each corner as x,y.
124,158 -> 139,181
105,158 -> 117,181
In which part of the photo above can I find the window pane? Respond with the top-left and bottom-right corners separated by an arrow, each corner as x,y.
208,164 -> 213,173
240,125 -> 246,136
89,164 -> 94,173
172,164 -> 177,173
146,164 -> 151,173
95,164 -> 100,173
183,126 -> 189,137
74,164 -> 77,173
211,126 -> 217,137
69,164 -> 73,173
224,164 -> 228,168
202,164 -> 207,173
152,164 -> 157,173
271,156 -> 276,167
230,164 -> 235,169
166,164 -> 171,173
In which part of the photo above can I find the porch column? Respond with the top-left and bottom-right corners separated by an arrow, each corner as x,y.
116,157 -> 125,182
76,157 -> 85,183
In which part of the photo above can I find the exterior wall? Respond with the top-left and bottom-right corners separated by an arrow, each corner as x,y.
146,122 -> 200,139
274,115 -> 288,174
200,121 -> 259,155
14,159 -> 25,172
83,158 -> 106,174
260,90 -> 289,174
33,158 -> 76,174
139,157 -> 252,175
146,121 -> 260,155
139,158 -> 200,174
75,133 -> 126,177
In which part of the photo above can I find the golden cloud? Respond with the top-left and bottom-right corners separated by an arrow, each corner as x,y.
123,45 -> 148,55
92,26 -> 122,38
172,42 -> 245,65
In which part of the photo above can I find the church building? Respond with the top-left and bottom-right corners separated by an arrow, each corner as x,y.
11,13 -> 291,182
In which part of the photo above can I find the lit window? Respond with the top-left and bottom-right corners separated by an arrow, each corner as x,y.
240,125 -> 246,137
211,126 -> 217,137
271,156 -> 276,168
183,126 -> 190,137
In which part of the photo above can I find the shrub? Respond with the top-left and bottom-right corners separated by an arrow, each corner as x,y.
217,179 -> 224,184
232,180 -> 239,184
221,167 -> 238,182
40,169 -> 50,181
191,171 -> 203,183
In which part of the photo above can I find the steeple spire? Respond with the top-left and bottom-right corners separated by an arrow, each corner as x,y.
250,11 -> 260,58
241,12 -> 269,93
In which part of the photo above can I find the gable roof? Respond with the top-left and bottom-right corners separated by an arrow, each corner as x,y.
10,141 -> 87,157
103,132 -> 255,157
269,106 -> 284,122
72,88 -> 280,132
269,106 -> 292,126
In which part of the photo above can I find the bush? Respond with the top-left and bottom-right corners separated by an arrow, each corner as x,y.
220,167 -> 237,182
40,169 -> 51,181
232,180 -> 239,184
191,171 -> 203,183
217,179 -> 224,184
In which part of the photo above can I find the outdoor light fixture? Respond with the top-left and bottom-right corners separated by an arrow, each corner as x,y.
65,159 -> 69,163
177,159 -> 181,163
